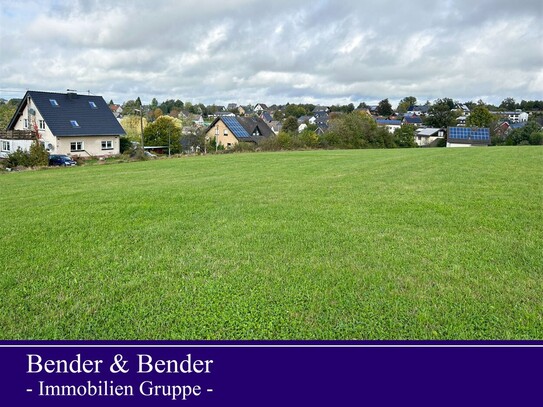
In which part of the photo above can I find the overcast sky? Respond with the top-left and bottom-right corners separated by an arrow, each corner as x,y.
1,0 -> 542,107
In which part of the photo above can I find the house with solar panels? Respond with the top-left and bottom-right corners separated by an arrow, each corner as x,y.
6,90 -> 125,157
205,116 -> 274,148
447,127 -> 490,147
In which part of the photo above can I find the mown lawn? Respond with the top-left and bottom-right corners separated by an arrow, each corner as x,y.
0,147 -> 541,339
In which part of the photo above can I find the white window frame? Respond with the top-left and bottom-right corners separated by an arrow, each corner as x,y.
70,120 -> 80,128
1,140 -> 10,152
70,141 -> 84,152
38,120 -> 46,130
24,118 -> 29,129
101,140 -> 113,150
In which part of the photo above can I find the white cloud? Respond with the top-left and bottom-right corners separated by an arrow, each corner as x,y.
0,0 -> 542,106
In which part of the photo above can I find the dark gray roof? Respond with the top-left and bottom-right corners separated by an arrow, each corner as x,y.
8,91 -> 125,137
237,117 -> 274,141
207,116 -> 274,143
403,116 -> 423,124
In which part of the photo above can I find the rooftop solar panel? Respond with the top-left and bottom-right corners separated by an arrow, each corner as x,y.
449,127 -> 490,140
222,117 -> 250,138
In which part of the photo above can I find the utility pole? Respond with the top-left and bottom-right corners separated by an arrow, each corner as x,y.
135,109 -> 144,153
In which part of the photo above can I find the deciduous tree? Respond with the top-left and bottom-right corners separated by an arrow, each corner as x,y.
466,105 -> 495,128
425,98 -> 457,128
377,98 -> 393,117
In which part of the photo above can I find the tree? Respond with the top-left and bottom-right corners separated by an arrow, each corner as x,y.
499,97 -> 517,111
121,115 -> 148,142
324,112 -> 394,149
150,98 -> 159,109
397,96 -> 417,114
284,104 -> 307,118
506,120 -> 543,145
273,110 -> 284,121
377,98 -> 393,117
282,116 -> 299,134
425,98 -> 457,128
466,105 -> 495,128
153,108 -> 163,121
0,99 -> 18,129
143,116 -> 182,152
394,125 -> 417,148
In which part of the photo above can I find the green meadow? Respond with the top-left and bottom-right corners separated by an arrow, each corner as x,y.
0,147 -> 542,339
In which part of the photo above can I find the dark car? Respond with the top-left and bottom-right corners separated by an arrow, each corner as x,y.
48,154 -> 77,166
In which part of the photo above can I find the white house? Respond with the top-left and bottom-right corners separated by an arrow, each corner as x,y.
7,90 -> 125,157
0,131 -> 35,159
415,128 -> 445,147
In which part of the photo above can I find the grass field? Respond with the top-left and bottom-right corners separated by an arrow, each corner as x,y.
0,147 -> 542,339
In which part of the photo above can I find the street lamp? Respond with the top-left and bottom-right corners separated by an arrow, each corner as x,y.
134,109 -> 144,153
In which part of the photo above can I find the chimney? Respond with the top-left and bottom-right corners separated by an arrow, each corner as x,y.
67,89 -> 78,99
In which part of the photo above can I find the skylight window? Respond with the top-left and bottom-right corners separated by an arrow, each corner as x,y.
70,120 -> 80,127
89,101 -> 97,109
49,99 -> 59,107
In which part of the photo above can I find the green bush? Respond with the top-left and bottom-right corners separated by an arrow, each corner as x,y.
28,141 -> 49,167
6,148 -> 30,167
6,142 -> 49,168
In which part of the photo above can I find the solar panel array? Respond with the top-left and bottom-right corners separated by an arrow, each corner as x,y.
449,127 -> 490,141
222,117 -> 250,138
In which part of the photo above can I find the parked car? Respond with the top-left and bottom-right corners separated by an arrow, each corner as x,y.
48,154 -> 77,166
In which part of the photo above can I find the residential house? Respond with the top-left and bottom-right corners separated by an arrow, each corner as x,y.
254,104 -> 269,114
260,111 -> 273,123
297,115 -> 312,125
227,103 -> 238,111
205,116 -> 274,148
406,105 -> 430,116
376,119 -> 402,133
237,106 -> 246,116
312,106 -> 330,113
494,110 -> 529,123
7,90 -> 125,157
415,128 -> 445,147
269,121 -> 283,135
447,127 -> 490,147
313,111 -> 330,127
109,104 -> 123,118
0,130 -> 35,159
193,115 -> 205,127
316,123 -> 329,135
402,115 -> 423,126
456,116 -> 467,126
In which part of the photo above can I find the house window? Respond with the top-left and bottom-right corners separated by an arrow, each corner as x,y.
223,129 -> 228,136
24,118 -> 29,129
49,99 -> 59,107
1,140 -> 10,152
70,141 -> 84,152
70,120 -> 80,127
39,120 -> 46,130
215,126 -> 219,135
89,101 -> 97,109
101,140 -> 113,150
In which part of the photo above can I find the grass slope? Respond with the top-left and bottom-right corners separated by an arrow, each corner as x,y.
1,147 -> 542,339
